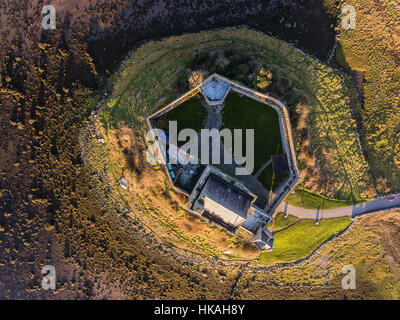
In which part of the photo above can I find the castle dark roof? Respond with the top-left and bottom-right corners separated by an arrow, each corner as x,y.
272,154 -> 289,175
201,174 -> 252,220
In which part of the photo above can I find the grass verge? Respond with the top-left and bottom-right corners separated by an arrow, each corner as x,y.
259,216 -> 352,265
285,187 -> 360,210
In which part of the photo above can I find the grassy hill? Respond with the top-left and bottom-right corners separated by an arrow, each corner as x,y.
103,27 -> 372,201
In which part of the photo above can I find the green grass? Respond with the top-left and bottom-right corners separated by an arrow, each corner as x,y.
270,212 -> 298,232
285,187 -> 359,210
221,91 -> 283,173
259,217 -> 352,265
152,94 -> 207,135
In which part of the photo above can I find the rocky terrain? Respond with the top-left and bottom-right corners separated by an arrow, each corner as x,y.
1,0 -> 399,299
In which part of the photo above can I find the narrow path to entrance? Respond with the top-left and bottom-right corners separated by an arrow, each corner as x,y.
254,158 -> 272,178
204,101 -> 223,130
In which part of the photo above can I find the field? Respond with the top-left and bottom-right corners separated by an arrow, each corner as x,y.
260,217 -> 352,265
236,210 -> 400,300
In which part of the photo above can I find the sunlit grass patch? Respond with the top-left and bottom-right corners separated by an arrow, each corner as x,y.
285,187 -> 360,210
259,216 -> 352,265
270,212 -> 298,232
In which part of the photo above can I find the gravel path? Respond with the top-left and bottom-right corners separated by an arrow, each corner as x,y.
204,102 -> 223,130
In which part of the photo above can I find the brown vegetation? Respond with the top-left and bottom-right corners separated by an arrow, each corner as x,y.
337,0 -> 400,194
117,126 -> 143,174
0,0 -> 398,300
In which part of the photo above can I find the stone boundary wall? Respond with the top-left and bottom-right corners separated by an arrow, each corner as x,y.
147,87 -> 201,120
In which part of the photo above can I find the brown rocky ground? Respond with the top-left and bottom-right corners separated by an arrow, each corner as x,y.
0,0 -> 399,299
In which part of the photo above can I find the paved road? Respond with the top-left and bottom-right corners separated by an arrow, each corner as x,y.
277,194 -> 400,220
